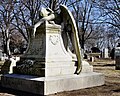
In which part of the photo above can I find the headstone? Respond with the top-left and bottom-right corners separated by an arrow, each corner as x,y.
90,47 -> 101,58
91,47 -> 100,53
115,47 -> 120,70
103,48 -> 109,58
110,48 -> 115,59
90,56 -> 94,62
1,56 -> 20,74
9,57 -> 20,74
0,49 -> 2,60
1,5 -> 104,95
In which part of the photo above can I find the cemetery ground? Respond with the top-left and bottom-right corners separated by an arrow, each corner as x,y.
0,58 -> 120,96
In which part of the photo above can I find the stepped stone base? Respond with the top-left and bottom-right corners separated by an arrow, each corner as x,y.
1,72 -> 104,95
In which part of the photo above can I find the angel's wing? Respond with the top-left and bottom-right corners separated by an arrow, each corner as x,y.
60,5 -> 82,74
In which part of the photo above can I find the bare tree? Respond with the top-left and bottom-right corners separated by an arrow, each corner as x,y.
0,0 -> 16,57
12,0 -> 43,43
0,0 -> 108,54
93,0 -> 120,31
92,0 -> 120,48
70,0 -> 94,49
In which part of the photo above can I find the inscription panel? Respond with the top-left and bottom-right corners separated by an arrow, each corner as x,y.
26,30 -> 46,57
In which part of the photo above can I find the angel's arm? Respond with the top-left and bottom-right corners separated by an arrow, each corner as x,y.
33,14 -> 55,36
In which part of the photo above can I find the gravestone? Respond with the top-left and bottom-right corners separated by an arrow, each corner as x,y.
110,48 -> 115,59
103,48 -> 109,58
1,56 -> 20,74
91,47 -> 100,53
115,47 -> 120,70
89,47 -> 101,62
1,5 -> 104,95
0,49 -> 2,61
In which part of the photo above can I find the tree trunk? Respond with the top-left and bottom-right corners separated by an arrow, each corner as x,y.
6,38 -> 11,57
49,0 -> 58,11
6,28 -> 11,58
81,40 -> 85,49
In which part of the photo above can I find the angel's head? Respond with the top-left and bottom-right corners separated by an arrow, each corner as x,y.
40,7 -> 54,17
40,7 -> 50,17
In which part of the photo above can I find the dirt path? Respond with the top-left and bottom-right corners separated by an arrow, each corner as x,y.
0,59 -> 120,96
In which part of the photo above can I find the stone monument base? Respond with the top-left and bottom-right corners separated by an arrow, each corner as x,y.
1,72 -> 104,95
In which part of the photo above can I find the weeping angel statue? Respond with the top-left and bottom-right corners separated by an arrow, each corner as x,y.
33,5 -> 82,74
